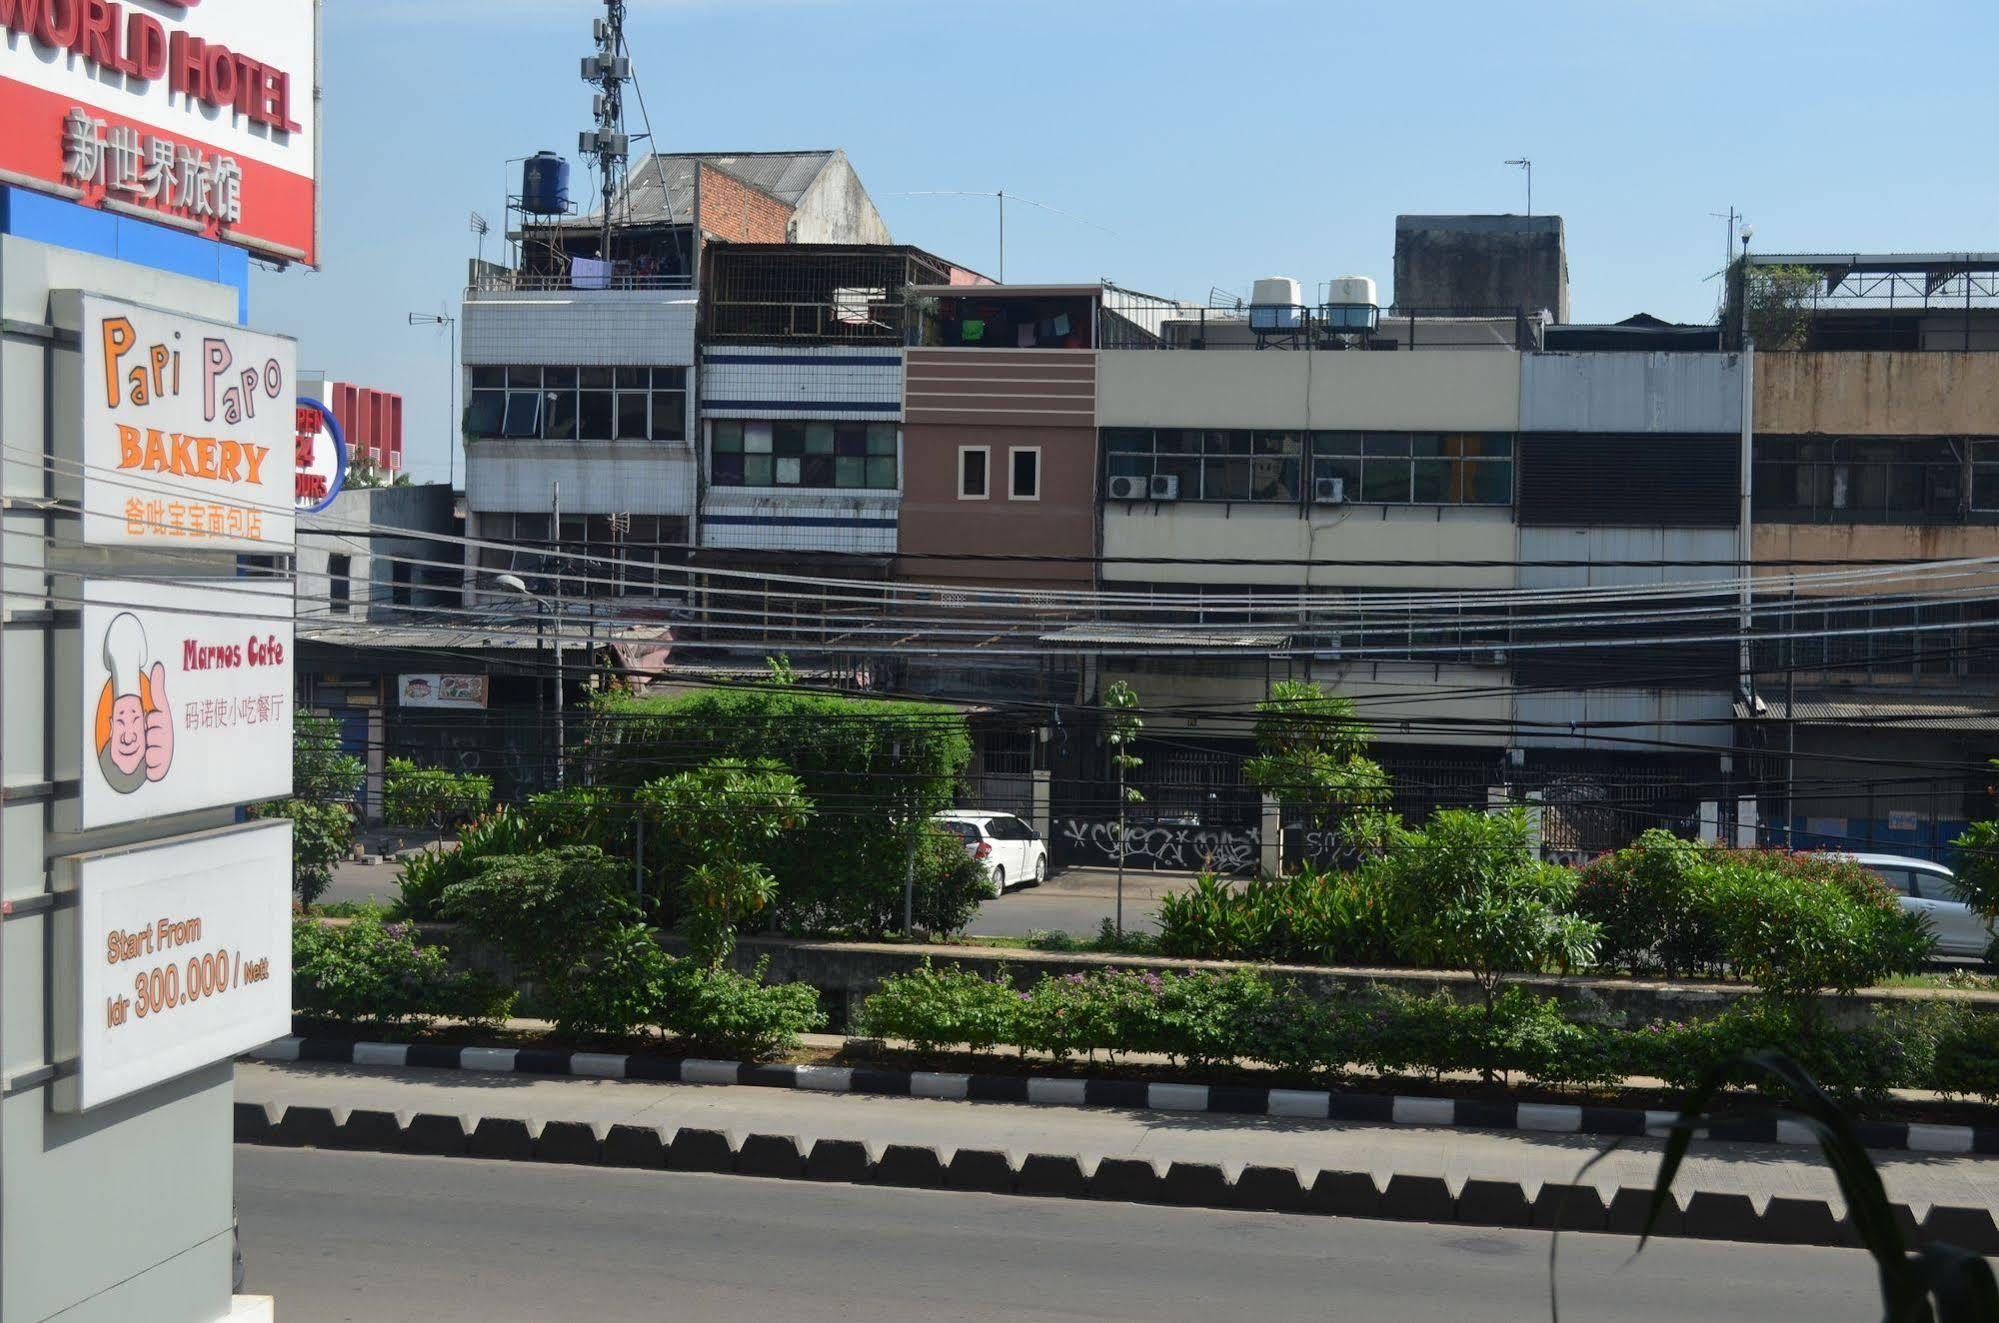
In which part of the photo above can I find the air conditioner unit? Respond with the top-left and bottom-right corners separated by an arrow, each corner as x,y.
1107,475 -> 1147,501
1312,476 -> 1346,505
1149,473 -> 1180,501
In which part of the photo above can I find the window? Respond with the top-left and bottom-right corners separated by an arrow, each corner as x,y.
461,365 -> 688,443
708,420 -> 898,489
327,554 -> 351,615
1009,447 -> 1041,500
1754,436 -> 1976,523
390,560 -> 412,607
1105,429 -> 1507,504
959,446 -> 990,499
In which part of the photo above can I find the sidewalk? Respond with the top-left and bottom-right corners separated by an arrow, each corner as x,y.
233,1059 -> 1999,1219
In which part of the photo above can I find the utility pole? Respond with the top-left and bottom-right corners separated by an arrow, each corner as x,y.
552,480 -> 565,787
582,0 -> 630,265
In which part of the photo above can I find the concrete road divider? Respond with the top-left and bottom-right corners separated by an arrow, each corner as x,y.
234,1100 -> 1999,1251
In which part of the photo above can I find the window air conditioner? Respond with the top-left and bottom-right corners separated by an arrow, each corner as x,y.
1149,473 -> 1180,501
1312,476 -> 1346,504
1107,475 -> 1147,501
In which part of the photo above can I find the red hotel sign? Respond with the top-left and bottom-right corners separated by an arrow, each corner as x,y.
0,0 -> 318,266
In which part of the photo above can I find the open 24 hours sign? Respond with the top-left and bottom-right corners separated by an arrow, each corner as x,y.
55,821 -> 292,1112
79,577 -> 292,830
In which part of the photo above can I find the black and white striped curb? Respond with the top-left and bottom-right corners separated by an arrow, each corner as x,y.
247,1036 -> 1999,1158
230,1099 -> 1999,1252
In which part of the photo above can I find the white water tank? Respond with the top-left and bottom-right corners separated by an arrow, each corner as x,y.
1327,275 -> 1378,307
1251,276 -> 1303,307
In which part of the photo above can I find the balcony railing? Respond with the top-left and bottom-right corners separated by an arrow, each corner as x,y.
705,299 -> 907,343
1100,302 -> 1541,351
467,270 -> 694,295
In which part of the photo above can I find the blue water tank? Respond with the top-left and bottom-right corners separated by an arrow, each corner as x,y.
520,152 -> 570,215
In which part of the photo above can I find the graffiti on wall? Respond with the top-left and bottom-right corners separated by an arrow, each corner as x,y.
1057,819 -> 1257,873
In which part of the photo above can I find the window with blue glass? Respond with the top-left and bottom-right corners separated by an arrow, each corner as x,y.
710,421 -> 898,489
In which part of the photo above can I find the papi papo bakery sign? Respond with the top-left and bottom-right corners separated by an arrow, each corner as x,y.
79,577 -> 292,831
72,292 -> 297,552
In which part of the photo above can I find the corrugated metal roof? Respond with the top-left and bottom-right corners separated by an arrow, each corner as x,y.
1735,694 -> 1999,730
1039,626 -> 1288,649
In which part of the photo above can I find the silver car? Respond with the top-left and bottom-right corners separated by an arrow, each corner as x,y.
1848,853 -> 1993,960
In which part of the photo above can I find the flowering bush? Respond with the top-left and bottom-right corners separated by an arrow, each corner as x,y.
292,912 -> 513,1033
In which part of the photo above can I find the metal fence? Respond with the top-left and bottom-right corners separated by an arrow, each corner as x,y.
1099,302 -> 1541,352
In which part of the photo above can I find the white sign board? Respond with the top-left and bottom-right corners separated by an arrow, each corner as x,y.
397,673 -> 488,710
0,0 -> 321,265
60,821 -> 292,1112
80,577 -> 293,830
76,293 -> 297,552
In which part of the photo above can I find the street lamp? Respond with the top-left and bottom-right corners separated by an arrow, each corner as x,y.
406,312 -> 459,491
496,573 -> 563,788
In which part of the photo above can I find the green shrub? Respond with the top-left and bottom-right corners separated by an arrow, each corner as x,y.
1573,830 -> 1726,976
291,913 -> 514,1033
660,958 -> 824,1059
854,959 -> 1019,1054
392,807 -> 541,920
1707,860 -> 1929,997
1643,997 -> 1944,1105
912,825 -> 997,936
641,758 -> 811,966
382,758 -> 493,834
1157,869 -> 1396,966
256,714 -> 364,907
440,846 -> 660,1037
1931,1006 -> 1999,1104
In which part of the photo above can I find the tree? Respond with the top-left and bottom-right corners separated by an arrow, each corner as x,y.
1377,809 -> 1598,1078
1244,679 -> 1396,866
1736,261 -> 1819,350
382,757 -> 493,844
1102,680 -> 1144,935
254,713 -> 364,907
641,758 -> 812,967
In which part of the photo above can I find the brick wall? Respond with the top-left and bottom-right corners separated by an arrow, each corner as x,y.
696,162 -> 793,244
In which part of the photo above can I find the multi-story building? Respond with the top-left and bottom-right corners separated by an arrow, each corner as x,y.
460,149 -> 891,607
1739,252 -> 1999,857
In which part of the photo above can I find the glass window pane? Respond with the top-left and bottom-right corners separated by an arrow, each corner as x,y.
1254,430 -> 1302,455
466,390 -> 505,436
712,453 -> 745,484
578,391 -> 612,438
1314,455 -> 1361,490
1206,430 -> 1252,455
807,423 -> 838,454
1158,455 -> 1200,494
1974,465 -> 1999,512
1155,429 -> 1201,454
542,390 -> 577,440
1108,454 -> 1149,479
1313,431 -> 1362,455
1363,432 -> 1410,457
502,391 -> 540,437
1469,460 -> 1514,504
650,392 -> 685,440
1012,449 -> 1039,498
580,366 -> 613,389
1103,428 -> 1150,453
542,366 -> 578,388
801,455 -> 835,486
507,366 -> 541,387
960,449 -> 988,496
1203,458 -> 1252,501
1411,458 -> 1452,502
1250,456 -> 1297,501
616,367 -> 649,388
1361,458 -> 1412,502
744,423 -> 773,454
616,392 -> 649,440
1475,433 -> 1513,458
775,456 -> 801,485
866,456 -> 897,488
744,454 -> 774,485
867,423 -> 897,455
471,366 -> 505,390
833,426 -> 867,457
837,456 -> 866,487
713,421 -> 744,452
655,367 -> 686,389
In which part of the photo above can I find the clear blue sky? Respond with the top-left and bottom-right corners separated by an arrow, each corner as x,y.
254,0 -> 1999,485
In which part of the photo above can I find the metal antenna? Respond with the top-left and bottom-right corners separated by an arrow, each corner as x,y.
886,190 -> 1116,284
1504,158 -> 1532,216
582,0 -> 630,262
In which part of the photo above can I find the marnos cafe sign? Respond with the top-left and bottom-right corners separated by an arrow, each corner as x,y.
0,0 -> 320,265
74,292 -> 296,551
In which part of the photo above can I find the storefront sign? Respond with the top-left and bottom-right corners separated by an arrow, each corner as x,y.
80,577 -> 293,830
294,396 -> 345,513
0,0 -> 321,265
57,821 -> 292,1112
77,293 -> 296,551
398,673 -> 489,710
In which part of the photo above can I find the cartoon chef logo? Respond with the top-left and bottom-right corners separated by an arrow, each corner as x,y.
94,612 -> 174,794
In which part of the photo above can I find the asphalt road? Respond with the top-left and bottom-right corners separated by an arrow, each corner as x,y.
320,859 -> 1188,937
237,1146 -> 1879,1323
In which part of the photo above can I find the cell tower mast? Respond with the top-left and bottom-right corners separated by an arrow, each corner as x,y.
580,0 -> 631,263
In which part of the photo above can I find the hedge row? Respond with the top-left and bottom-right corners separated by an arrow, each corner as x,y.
856,962 -> 1999,1105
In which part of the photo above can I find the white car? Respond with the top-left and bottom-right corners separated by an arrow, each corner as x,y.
935,811 -> 1047,894
1848,853 -> 1993,959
